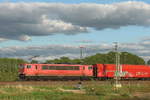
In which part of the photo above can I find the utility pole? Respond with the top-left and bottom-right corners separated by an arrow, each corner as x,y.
114,42 -> 122,88
80,46 -> 84,59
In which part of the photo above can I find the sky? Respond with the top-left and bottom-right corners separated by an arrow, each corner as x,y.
0,0 -> 150,62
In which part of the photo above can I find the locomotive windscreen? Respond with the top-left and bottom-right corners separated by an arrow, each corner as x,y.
19,64 -> 25,68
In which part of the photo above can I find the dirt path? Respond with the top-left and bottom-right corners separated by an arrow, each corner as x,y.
133,92 -> 150,99
0,80 -> 149,86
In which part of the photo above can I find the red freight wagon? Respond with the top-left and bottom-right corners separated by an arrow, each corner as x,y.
19,64 -> 93,80
93,64 -> 150,79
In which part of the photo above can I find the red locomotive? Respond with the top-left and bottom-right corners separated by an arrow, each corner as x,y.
19,63 -> 150,80
19,64 -> 93,80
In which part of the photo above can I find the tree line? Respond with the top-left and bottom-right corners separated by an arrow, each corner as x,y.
45,52 -> 145,65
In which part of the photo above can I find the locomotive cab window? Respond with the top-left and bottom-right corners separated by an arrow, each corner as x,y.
27,65 -> 31,69
88,66 -> 92,70
19,65 -> 24,68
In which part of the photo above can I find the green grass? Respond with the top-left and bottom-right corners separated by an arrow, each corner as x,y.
0,81 -> 150,100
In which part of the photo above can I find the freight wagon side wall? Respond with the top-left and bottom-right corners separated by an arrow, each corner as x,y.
94,64 -> 116,78
104,64 -> 116,78
122,65 -> 150,78
95,64 -> 150,78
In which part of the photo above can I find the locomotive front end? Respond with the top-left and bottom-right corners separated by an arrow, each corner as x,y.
18,64 -> 26,80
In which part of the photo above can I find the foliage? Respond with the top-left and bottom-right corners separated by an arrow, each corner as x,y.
45,57 -> 82,64
30,60 -> 38,64
45,52 -> 145,65
147,59 -> 150,65
120,52 -> 145,65
0,58 -> 27,81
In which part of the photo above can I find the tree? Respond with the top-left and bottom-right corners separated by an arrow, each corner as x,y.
0,58 -> 27,81
59,57 -> 71,64
45,57 -> 72,64
71,59 -> 82,64
120,52 -> 145,65
147,59 -> 150,65
30,60 -> 38,64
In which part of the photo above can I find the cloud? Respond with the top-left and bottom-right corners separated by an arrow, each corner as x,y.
0,38 -> 8,42
0,44 -> 111,61
18,35 -> 31,41
1,37 -> 150,62
75,40 -> 93,43
0,1 -> 150,40
139,37 -> 150,45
